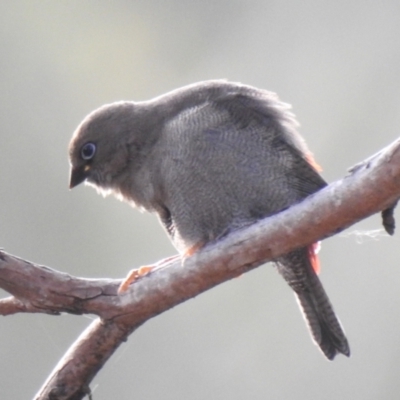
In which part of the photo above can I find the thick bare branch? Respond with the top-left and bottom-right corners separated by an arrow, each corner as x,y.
0,138 -> 399,399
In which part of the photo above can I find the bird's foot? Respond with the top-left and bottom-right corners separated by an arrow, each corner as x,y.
118,255 -> 181,293
118,265 -> 155,293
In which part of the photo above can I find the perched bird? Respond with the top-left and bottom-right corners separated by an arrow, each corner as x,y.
69,80 -> 350,360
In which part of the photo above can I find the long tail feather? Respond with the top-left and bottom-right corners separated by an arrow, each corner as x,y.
276,247 -> 350,360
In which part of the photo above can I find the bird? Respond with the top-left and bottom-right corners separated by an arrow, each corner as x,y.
68,80 -> 350,360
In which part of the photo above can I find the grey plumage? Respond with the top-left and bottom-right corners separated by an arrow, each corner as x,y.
69,80 -> 350,360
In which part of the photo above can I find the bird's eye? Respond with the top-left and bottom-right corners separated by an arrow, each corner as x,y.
81,142 -> 96,160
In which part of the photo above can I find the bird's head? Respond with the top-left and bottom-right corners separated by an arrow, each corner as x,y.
68,102 -> 136,196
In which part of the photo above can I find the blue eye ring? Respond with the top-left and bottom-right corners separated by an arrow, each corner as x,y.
81,142 -> 96,160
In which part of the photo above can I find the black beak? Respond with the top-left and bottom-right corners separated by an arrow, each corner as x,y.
69,165 -> 88,189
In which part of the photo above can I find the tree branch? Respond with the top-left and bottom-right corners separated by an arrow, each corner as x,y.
1,138 -> 400,399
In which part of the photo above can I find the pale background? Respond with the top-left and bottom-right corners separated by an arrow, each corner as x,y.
1,1 -> 400,399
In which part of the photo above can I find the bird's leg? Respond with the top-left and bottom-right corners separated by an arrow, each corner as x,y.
183,242 -> 204,257
118,255 -> 181,293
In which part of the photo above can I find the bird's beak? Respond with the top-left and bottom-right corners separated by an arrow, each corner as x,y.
69,165 -> 89,189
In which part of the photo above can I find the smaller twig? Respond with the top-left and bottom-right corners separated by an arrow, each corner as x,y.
0,296 -> 26,316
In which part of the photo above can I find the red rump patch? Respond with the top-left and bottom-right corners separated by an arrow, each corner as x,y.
305,151 -> 322,274
308,243 -> 321,274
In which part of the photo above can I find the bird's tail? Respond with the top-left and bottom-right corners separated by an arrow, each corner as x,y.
276,247 -> 350,360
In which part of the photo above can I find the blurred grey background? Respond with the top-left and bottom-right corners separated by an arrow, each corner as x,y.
1,1 -> 400,399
